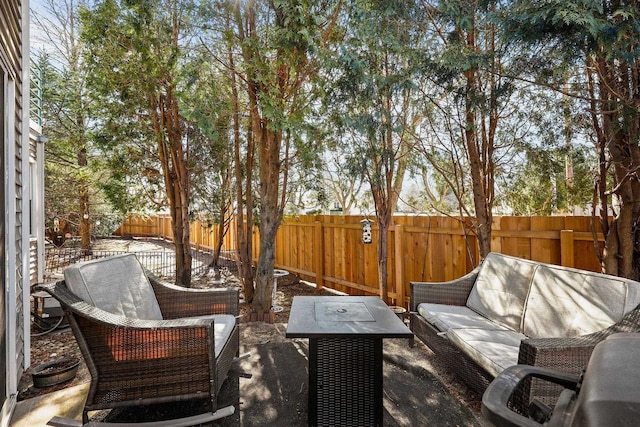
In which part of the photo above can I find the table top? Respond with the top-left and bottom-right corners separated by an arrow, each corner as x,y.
285,296 -> 413,339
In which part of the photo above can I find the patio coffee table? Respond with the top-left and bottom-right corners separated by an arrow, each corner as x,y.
286,296 -> 413,427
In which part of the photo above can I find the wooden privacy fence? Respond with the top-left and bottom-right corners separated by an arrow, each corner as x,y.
116,214 -> 604,309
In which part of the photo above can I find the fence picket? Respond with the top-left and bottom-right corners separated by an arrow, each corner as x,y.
114,214 -> 605,305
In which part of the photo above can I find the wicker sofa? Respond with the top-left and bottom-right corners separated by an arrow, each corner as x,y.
410,252 -> 640,410
37,254 -> 240,423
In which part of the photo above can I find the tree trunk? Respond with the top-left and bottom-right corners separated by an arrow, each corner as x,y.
593,51 -> 640,280
253,222 -> 278,312
77,148 -> 91,251
150,88 -> 192,287
209,172 -> 232,268
168,177 -> 192,287
79,192 -> 90,251
463,24 -> 492,258
252,126 -> 283,312
232,89 -> 254,301
375,210 -> 390,302
210,219 -> 225,267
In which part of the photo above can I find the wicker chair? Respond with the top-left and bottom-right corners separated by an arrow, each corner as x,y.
37,254 -> 240,424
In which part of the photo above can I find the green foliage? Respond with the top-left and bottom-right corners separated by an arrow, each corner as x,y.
504,0 -> 640,61
504,145 -> 596,215
80,0 -> 224,215
324,0 -> 424,188
32,1 -> 118,240
502,0 -> 640,277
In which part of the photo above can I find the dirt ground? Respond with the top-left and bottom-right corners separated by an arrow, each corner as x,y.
19,238 -> 486,426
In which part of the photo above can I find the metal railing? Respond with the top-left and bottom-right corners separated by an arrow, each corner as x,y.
44,246 -> 213,280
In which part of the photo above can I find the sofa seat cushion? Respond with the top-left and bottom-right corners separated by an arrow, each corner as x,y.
523,264 -> 640,338
418,303 -> 510,333
64,254 -> 163,320
188,314 -> 236,358
447,328 -> 526,378
466,253 -> 538,332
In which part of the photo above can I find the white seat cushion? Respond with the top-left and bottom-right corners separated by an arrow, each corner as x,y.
523,264 -> 640,338
64,253 -> 163,320
418,303 -> 510,333
466,253 -> 538,332
190,314 -> 236,358
447,328 -> 526,377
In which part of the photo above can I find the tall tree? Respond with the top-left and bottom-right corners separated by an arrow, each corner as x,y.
222,0 -> 343,311
326,0 -> 423,301
416,0 -> 529,260
81,0 -> 200,286
181,49 -> 235,268
202,1 -> 257,303
506,0 -> 640,279
33,0 -> 101,250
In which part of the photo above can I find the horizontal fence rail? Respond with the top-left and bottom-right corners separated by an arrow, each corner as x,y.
116,214 -> 605,309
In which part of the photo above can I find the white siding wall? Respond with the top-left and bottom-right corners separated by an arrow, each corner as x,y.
1,0 -> 30,425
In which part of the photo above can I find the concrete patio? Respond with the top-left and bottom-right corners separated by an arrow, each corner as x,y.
11,322 -> 489,426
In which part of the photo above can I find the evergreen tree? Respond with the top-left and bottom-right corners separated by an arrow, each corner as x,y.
505,0 -> 640,278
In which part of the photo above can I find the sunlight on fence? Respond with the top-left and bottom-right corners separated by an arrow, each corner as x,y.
115,214 -> 605,308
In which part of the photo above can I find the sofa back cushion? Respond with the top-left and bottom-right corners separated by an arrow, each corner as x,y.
523,264 -> 640,338
466,253 -> 538,332
64,253 -> 164,320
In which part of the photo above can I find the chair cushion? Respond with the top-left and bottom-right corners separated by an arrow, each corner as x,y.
190,314 -> 237,358
418,303 -> 510,333
447,328 -> 526,378
466,253 -> 538,332
64,253 -> 163,320
523,264 -> 640,338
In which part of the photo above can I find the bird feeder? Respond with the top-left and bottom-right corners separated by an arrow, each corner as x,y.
360,218 -> 373,244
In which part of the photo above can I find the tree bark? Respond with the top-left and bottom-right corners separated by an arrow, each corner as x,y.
463,23 -> 492,259
77,147 -> 91,251
150,87 -> 192,287
592,48 -> 640,279
230,0 -> 256,302
252,126 -> 283,312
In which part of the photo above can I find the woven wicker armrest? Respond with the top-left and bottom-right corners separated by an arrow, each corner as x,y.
518,335 -> 602,375
147,274 -> 239,319
410,265 -> 480,310
519,303 -> 640,373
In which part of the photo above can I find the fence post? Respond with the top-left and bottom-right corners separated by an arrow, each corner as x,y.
394,223 -> 405,308
314,221 -> 324,290
561,229 -> 575,268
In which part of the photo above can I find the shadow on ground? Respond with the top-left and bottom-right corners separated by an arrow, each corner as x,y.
104,323 -> 486,427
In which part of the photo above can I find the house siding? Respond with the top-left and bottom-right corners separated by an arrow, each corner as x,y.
1,0 -> 29,423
